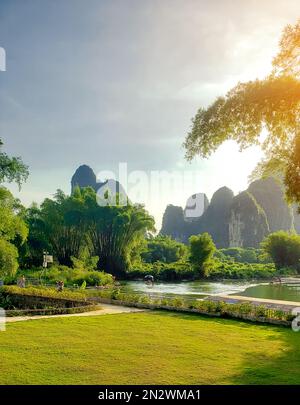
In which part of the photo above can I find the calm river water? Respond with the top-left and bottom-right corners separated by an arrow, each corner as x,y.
120,280 -> 300,302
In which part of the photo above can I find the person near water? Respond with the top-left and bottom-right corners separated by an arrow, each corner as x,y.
144,274 -> 154,287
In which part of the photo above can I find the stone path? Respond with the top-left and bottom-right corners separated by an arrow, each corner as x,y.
5,304 -> 146,323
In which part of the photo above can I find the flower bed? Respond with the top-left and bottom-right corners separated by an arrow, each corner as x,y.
87,289 -> 294,327
0,286 -> 88,310
5,304 -> 99,317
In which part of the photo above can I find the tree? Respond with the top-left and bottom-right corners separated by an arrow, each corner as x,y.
189,233 -> 216,277
0,239 -> 19,279
18,203 -> 50,268
141,235 -> 187,263
184,20 -> 300,206
83,190 -> 155,276
0,187 -> 28,279
0,187 -> 28,243
261,231 -> 300,271
24,187 -> 155,276
28,188 -> 88,267
0,139 -> 29,188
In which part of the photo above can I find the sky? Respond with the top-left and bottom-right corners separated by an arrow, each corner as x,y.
0,0 -> 299,229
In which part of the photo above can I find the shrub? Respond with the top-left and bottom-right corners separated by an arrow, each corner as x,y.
189,233 -> 216,277
261,231 -> 300,271
10,265 -> 114,287
208,261 -> 276,280
1,285 -> 86,301
71,254 -> 99,272
141,236 -> 187,264
87,289 -> 292,324
255,305 -> 269,318
128,260 -> 193,281
215,248 -> 271,264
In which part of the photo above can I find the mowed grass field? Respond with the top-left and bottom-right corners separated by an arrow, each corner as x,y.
0,311 -> 299,384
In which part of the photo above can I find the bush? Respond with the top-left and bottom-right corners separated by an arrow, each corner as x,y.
9,265 -> 114,287
71,254 -> 99,272
261,231 -> 300,271
128,260 -> 193,281
215,248 -> 270,264
88,288 -> 293,324
0,285 -> 90,310
5,304 -> 99,317
189,233 -> 216,277
141,236 -> 187,264
1,285 -> 86,301
128,258 -> 279,281
208,261 -> 276,279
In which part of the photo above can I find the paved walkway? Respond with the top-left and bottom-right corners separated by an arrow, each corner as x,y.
209,294 -> 300,312
5,304 -> 146,323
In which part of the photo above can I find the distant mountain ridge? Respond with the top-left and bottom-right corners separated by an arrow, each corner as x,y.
70,168 -> 299,248
160,178 -> 299,248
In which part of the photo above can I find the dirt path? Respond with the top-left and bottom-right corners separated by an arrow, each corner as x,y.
5,304 -> 147,323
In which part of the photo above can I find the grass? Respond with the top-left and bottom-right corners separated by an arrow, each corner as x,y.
0,311 -> 299,384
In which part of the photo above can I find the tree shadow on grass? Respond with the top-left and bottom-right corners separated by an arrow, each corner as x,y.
149,309 -> 271,330
231,327 -> 300,385
149,310 -> 300,384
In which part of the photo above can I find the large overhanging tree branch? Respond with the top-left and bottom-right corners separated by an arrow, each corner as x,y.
184,20 -> 300,206
0,139 -> 29,188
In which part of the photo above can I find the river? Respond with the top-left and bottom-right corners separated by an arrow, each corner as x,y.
120,280 -> 300,302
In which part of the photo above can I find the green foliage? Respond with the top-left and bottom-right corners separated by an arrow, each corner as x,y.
23,187 -> 155,276
130,243 -> 277,281
183,20 -> 300,207
83,188 -> 155,276
5,304 -> 99,317
71,251 -> 99,272
0,239 -> 19,279
141,235 -> 187,263
189,233 -> 216,276
0,139 -> 29,188
215,247 -> 271,264
261,231 -> 300,271
1,285 -> 86,301
16,264 -> 114,287
128,260 -> 193,281
90,288 -> 292,323
18,203 -> 49,268
0,187 -> 28,243
208,261 -> 276,280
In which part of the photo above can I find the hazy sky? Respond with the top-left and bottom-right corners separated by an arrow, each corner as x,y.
1,0 -> 299,228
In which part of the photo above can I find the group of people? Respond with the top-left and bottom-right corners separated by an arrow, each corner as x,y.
17,275 -> 65,292
56,280 -> 64,292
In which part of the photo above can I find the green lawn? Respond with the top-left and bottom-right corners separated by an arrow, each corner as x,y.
0,311 -> 299,384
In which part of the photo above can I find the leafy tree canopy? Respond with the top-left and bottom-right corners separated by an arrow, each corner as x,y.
23,186 -> 155,276
184,20 -> 300,206
0,187 -> 28,244
0,187 -> 28,279
0,139 -> 29,188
